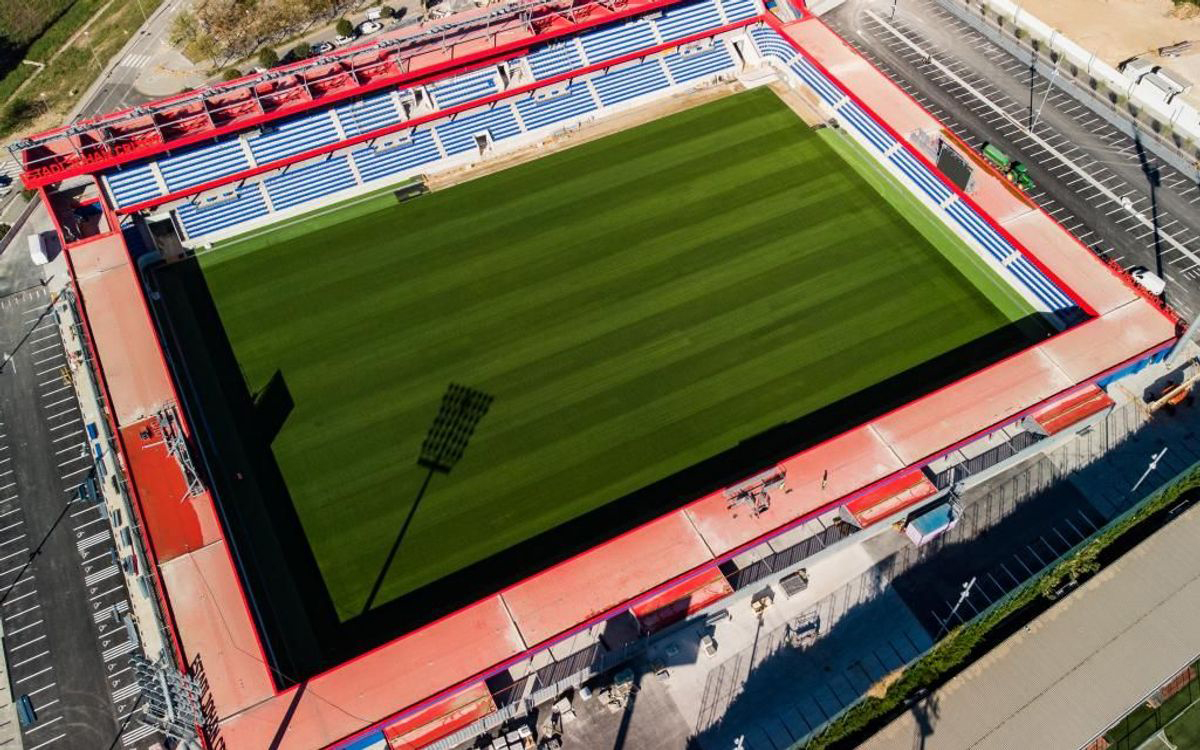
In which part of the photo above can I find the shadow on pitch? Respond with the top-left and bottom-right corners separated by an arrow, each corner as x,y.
359,383 -> 493,616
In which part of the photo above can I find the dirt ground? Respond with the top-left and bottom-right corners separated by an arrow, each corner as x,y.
1019,0 -> 1200,107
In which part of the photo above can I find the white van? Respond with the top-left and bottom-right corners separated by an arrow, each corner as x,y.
1131,267 -> 1166,296
27,231 -> 49,266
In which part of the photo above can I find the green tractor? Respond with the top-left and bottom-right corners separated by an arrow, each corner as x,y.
981,142 -> 1034,191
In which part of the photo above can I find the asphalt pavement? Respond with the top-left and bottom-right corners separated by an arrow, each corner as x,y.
825,0 -> 1200,317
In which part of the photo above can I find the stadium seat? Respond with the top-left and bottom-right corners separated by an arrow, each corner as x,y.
527,40 -> 586,80
435,106 -> 523,156
591,59 -> 670,107
656,0 -> 723,42
664,43 -> 735,83
158,139 -> 251,193
103,163 -> 163,209
336,90 -> 405,139
263,155 -> 359,211
352,130 -> 443,184
247,110 -> 342,165
175,184 -> 269,240
429,69 -> 502,110
579,19 -> 657,65
515,84 -> 598,130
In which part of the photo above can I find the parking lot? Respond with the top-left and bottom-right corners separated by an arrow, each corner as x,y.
826,0 -> 1200,316
0,285 -> 156,750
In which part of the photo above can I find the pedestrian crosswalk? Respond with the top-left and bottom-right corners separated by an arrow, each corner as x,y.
120,53 -> 153,70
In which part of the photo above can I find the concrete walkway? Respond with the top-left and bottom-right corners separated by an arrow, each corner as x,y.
862,499 -> 1200,750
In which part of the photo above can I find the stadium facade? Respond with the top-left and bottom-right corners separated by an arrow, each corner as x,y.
10,0 -> 1180,746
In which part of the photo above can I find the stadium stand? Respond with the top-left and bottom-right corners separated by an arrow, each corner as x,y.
664,43 -> 736,83
578,18 -> 659,63
526,40 -> 586,80
429,68 -> 502,109
589,59 -> 670,106
749,24 -> 1079,317
351,130 -> 444,184
434,105 -> 524,155
247,111 -> 342,165
174,185 -> 270,238
335,91 -> 405,139
657,0 -> 725,41
102,163 -> 163,208
264,156 -> 359,211
158,139 -> 252,193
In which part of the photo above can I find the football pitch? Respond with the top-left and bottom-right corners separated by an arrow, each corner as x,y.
199,87 -> 1037,619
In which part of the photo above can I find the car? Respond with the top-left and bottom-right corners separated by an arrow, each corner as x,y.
358,20 -> 384,34
1130,266 -> 1167,296
333,34 -> 357,46
313,41 -> 335,54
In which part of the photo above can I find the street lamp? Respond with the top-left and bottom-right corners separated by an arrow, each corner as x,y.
936,576 -> 977,640
1130,447 -> 1169,495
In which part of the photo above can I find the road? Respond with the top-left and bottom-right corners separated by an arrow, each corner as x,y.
824,0 -> 1200,317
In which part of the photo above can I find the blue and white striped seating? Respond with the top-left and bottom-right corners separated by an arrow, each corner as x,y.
516,85 -> 598,130
1008,256 -> 1075,312
429,69 -> 500,109
889,148 -> 950,204
750,27 -> 796,60
838,101 -> 896,153
158,139 -> 250,193
352,130 -> 443,183
664,43 -> 734,82
944,201 -> 1013,264
103,163 -> 162,208
579,20 -> 657,65
791,58 -> 842,107
435,106 -> 522,155
247,111 -> 341,164
592,59 -> 670,107
336,91 -> 404,138
720,0 -> 760,22
527,41 -> 585,80
175,185 -> 269,239
657,0 -> 723,42
264,156 -> 358,211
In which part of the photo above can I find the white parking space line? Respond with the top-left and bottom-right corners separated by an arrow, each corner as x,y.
15,665 -> 53,684
25,731 -> 66,750
25,682 -> 55,697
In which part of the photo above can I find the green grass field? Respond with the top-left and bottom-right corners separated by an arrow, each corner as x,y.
201,87 -> 1035,619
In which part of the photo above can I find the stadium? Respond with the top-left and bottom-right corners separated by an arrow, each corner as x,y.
10,0 -> 1180,746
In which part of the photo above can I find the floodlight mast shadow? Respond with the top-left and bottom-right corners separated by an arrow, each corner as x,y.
360,384 -> 493,616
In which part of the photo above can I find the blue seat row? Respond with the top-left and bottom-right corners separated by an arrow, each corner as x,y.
1008,256 -> 1076,313
944,200 -> 1013,264
591,59 -> 670,107
721,0 -> 760,22
516,84 -> 598,130
838,101 -> 896,153
247,111 -> 341,165
103,163 -> 162,208
429,69 -> 500,109
435,106 -> 523,155
657,0 -> 723,42
263,155 -> 358,211
527,41 -> 585,80
336,90 -> 404,138
664,43 -> 734,83
888,148 -> 951,205
579,19 -> 657,65
176,184 -> 269,239
158,139 -> 250,193
351,130 -> 443,183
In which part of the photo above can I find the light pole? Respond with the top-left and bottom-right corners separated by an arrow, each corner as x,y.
936,576 -> 977,640
83,30 -> 102,70
1130,447 -> 1169,495
1030,62 -> 1060,133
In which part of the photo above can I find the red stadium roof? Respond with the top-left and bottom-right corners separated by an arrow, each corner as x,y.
10,0 -> 692,188
55,8 -> 1178,750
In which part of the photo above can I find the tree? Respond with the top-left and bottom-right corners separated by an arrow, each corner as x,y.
380,5 -> 396,17
257,47 -> 279,67
336,17 -> 354,37
222,68 -> 243,81
289,42 -> 313,60
169,11 -> 199,48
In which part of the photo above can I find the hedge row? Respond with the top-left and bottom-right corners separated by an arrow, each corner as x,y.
801,463 -> 1200,750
